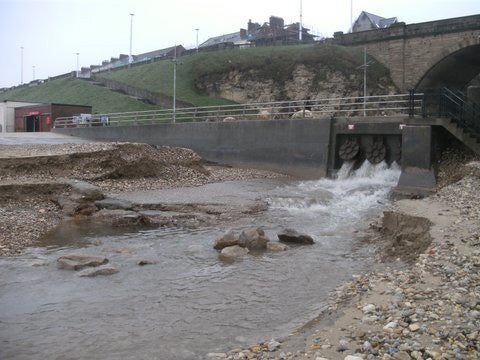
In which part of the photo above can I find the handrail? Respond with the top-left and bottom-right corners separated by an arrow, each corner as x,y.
420,87 -> 479,134
54,93 -> 419,128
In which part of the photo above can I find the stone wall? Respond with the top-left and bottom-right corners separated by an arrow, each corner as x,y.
332,14 -> 480,91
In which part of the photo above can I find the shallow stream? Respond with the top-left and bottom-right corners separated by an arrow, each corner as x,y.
0,161 -> 400,360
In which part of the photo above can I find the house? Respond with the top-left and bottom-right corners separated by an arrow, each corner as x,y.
199,31 -> 250,49
352,11 -> 398,32
133,45 -> 185,62
199,16 -> 316,49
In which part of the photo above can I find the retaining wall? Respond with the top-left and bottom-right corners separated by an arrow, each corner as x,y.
54,118 -> 332,178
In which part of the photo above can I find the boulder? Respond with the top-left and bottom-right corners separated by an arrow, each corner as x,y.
219,245 -> 249,260
64,179 -> 104,201
257,109 -> 272,120
77,265 -> 119,277
291,109 -> 313,119
95,198 -> 133,211
57,254 -> 109,270
278,228 -> 314,245
267,242 -> 290,252
238,227 -> 270,250
91,209 -> 151,226
137,259 -> 158,266
213,230 -> 238,250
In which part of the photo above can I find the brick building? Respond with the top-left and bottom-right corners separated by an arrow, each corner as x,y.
14,103 -> 92,132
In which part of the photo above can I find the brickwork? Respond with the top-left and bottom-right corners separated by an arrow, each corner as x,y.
333,15 -> 480,91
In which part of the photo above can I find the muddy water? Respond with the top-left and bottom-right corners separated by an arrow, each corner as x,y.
0,161 -> 400,360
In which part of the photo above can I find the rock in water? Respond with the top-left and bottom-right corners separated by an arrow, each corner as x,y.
137,259 -> 158,266
238,227 -> 270,250
277,228 -> 314,245
219,245 -> 249,260
213,230 -> 238,250
267,242 -> 290,252
77,265 -> 119,277
57,254 -> 109,270
94,198 -> 133,211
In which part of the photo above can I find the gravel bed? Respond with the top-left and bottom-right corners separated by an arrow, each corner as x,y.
0,142 -> 284,256
217,162 -> 480,360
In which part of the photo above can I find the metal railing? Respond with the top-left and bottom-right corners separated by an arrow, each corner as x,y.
420,87 -> 480,134
54,93 -> 420,128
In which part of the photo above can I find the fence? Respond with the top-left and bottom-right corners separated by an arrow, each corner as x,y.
54,93 -> 420,128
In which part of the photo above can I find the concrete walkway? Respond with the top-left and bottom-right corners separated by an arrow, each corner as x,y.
0,132 -> 95,145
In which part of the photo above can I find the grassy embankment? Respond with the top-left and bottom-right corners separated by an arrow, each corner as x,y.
0,44 -> 392,113
0,78 -> 158,114
98,44 -> 392,104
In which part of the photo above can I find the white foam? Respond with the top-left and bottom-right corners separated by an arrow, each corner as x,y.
268,161 -> 401,225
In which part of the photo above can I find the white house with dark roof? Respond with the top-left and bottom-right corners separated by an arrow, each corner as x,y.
352,11 -> 398,32
199,31 -> 251,49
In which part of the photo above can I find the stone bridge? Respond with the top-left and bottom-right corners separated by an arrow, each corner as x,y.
331,14 -> 480,93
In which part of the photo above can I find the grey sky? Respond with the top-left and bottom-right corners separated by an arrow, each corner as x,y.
1,0 -> 479,89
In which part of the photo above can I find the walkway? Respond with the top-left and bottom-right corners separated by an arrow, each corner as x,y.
0,132 -> 94,145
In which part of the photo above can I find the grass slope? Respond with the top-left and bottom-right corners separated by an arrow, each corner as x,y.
0,78 -> 158,114
0,44 -> 393,113
98,44 -> 393,106
97,58 -> 235,107
191,44 -> 391,89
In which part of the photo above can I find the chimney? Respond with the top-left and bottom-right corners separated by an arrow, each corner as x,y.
248,19 -> 254,32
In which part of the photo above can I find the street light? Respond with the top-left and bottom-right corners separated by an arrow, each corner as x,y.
299,0 -> 303,41
75,52 -> 80,77
129,13 -> 134,63
350,0 -> 353,32
172,46 -> 177,123
20,46 -> 24,84
357,47 -> 372,117
195,28 -> 199,53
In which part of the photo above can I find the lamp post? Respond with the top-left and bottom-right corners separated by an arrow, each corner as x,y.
350,0 -> 353,32
195,28 -> 199,53
20,46 -> 24,84
357,47 -> 371,117
172,46 -> 177,123
299,0 -> 303,41
75,52 -> 80,77
129,13 -> 134,63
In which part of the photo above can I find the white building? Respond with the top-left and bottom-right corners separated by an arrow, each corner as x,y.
0,100 -> 41,133
352,11 -> 398,32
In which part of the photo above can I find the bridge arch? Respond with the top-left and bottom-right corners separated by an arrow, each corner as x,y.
416,43 -> 480,90
332,14 -> 480,92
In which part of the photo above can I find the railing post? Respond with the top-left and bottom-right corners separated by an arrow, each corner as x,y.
421,92 -> 427,118
408,89 -> 415,118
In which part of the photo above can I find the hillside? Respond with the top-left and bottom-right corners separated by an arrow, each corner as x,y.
0,44 -> 397,113
0,78 -> 158,114
99,44 -> 396,105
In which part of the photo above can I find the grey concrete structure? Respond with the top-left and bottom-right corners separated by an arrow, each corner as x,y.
395,126 -> 436,196
54,119 -> 332,178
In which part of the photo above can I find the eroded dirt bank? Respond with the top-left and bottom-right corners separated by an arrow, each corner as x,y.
0,142 -> 284,256
216,158 -> 480,359
1,141 -> 479,360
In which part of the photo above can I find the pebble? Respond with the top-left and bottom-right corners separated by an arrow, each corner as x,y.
0,142 -> 285,256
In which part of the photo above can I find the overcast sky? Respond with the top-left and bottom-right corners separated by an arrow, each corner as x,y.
1,0 -> 479,89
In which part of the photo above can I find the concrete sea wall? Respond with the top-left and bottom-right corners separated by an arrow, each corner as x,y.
54,118 -> 332,178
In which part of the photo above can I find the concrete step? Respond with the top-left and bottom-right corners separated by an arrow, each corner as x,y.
442,119 -> 480,155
